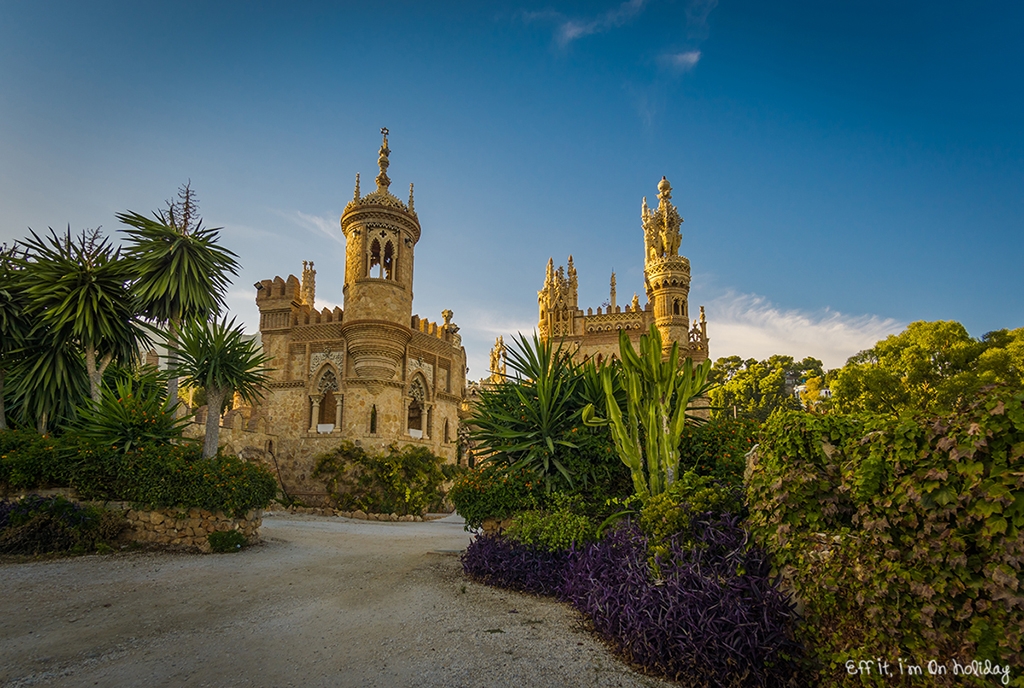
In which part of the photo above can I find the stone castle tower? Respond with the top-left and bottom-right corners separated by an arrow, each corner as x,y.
241,129 -> 467,501
529,176 -> 709,368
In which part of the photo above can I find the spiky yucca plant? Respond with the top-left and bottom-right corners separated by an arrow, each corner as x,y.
171,317 -> 270,458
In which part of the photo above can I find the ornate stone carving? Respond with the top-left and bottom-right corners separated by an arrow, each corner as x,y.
309,350 -> 344,379
408,356 -> 434,382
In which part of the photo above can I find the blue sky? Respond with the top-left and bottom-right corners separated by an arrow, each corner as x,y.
2,1 -> 1021,377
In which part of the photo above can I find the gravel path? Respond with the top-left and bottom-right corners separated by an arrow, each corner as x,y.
0,512 -> 673,688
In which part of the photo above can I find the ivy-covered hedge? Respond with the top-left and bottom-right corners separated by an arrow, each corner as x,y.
0,430 -> 277,517
313,441 -> 447,516
678,417 -> 760,486
747,388 -> 1024,684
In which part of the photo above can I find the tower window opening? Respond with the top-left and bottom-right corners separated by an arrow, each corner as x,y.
673,299 -> 681,316
444,419 -> 450,443
370,405 -> 377,434
383,241 -> 395,280
369,239 -> 383,278
408,377 -> 425,436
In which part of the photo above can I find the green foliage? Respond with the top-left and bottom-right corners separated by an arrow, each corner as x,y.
708,354 -> 823,422
208,529 -> 247,553
746,389 -> 1024,682
313,442 -> 447,516
117,207 -> 239,326
678,417 -> 759,486
583,324 -> 713,499
171,317 -> 270,458
469,333 -> 586,490
830,320 -> 1024,416
0,433 -> 277,516
75,368 -> 193,453
448,464 -> 543,528
639,471 -> 744,549
15,228 -> 145,406
506,493 -> 595,552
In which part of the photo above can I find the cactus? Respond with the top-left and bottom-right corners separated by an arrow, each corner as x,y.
583,325 -> 713,498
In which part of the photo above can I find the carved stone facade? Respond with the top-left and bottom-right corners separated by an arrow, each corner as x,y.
533,176 -> 710,365
223,130 -> 467,501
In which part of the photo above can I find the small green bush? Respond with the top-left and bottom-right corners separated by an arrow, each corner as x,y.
75,370 -> 193,454
448,463 -> 543,528
639,471 -> 745,566
313,442 -> 446,516
208,529 -> 247,553
506,493 -> 595,552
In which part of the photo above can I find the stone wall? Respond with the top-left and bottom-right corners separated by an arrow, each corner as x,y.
124,506 -> 262,553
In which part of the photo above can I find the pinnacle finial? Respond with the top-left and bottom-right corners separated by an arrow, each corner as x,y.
376,127 -> 391,191
354,173 -> 360,202
409,183 -> 415,211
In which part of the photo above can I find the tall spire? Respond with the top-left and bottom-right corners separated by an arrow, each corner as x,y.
408,183 -> 415,212
375,127 -> 391,191
610,270 -> 617,310
353,173 -> 360,202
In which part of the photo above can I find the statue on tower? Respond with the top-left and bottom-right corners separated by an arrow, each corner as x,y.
489,336 -> 507,384
642,176 -> 683,261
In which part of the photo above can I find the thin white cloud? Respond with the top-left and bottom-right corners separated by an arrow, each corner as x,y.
659,50 -> 701,72
290,211 -> 344,246
524,0 -> 648,47
707,291 -> 904,369
685,0 -> 718,40
458,305 -> 537,381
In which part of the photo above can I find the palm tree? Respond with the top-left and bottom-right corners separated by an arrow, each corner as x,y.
117,184 -> 240,403
0,244 -> 30,430
16,228 -> 143,408
171,317 -> 270,458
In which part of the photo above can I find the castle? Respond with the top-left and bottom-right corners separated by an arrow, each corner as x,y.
210,130 -> 468,500
525,176 -> 709,367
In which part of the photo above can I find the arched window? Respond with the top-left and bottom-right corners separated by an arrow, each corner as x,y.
383,241 -> 394,280
317,369 -> 338,426
444,419 -> 450,443
673,299 -> 681,316
369,405 -> 377,434
408,377 -> 425,435
369,239 -> 382,278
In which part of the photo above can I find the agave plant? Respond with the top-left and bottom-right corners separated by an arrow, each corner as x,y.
469,332 -> 586,491
583,324 -> 714,498
76,367 -> 193,453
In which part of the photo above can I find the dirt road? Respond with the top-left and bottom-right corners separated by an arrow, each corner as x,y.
0,513 -> 672,687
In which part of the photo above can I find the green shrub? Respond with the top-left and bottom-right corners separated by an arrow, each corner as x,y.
208,529 -> 247,553
639,471 -> 744,552
313,442 -> 446,516
75,370 -> 193,453
678,417 -> 760,486
747,388 -> 1024,683
0,433 -> 277,517
505,492 -> 595,552
448,463 -> 543,529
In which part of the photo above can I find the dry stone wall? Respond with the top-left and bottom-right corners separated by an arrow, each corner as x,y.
124,507 -> 262,553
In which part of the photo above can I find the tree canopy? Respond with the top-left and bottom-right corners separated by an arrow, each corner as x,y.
829,320 -> 1024,415
708,354 -> 824,422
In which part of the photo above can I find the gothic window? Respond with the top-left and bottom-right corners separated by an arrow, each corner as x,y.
673,298 -> 681,316
369,239 -> 382,278
370,405 -> 377,434
316,369 -> 339,425
383,241 -> 395,280
408,377 -> 425,432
